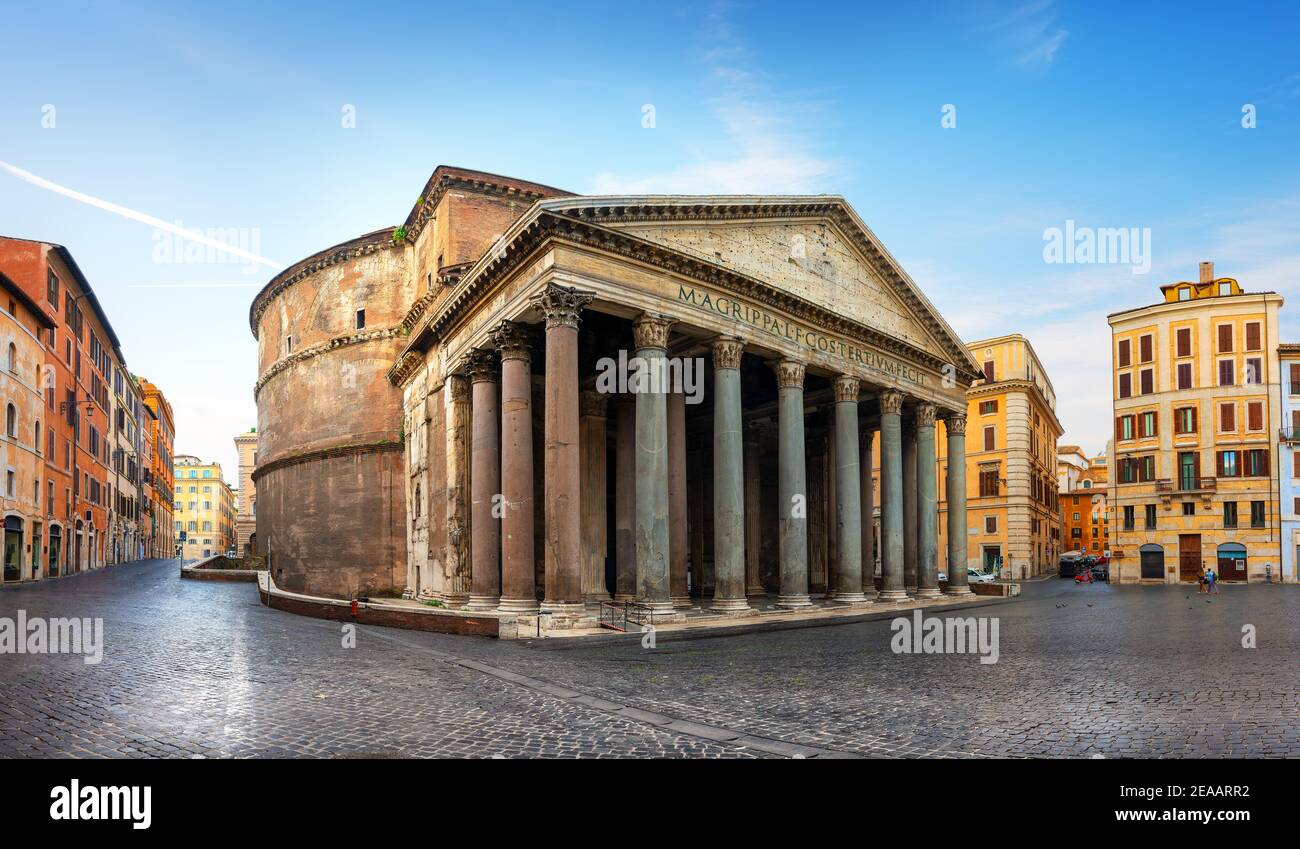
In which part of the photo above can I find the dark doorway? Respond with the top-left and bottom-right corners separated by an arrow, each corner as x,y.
1178,534 -> 1202,582
1216,543 -> 1247,582
1139,543 -> 1164,580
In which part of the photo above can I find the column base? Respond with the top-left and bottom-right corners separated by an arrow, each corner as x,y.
746,584 -> 766,596
612,592 -> 635,603
709,597 -> 755,615
401,586 -> 415,600
914,587 -> 942,599
944,586 -> 975,596
671,595 -> 693,610
830,592 -> 870,605
540,601 -> 597,630
775,594 -> 813,610
442,592 -> 470,608
876,589 -> 909,603
466,594 -> 500,611
498,597 -> 540,614
584,592 -> 612,606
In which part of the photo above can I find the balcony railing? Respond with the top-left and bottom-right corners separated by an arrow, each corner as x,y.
1155,476 -> 1216,495
1281,427 -> 1300,443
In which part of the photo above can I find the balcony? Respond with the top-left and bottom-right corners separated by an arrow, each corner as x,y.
1155,476 -> 1216,505
1281,427 -> 1300,443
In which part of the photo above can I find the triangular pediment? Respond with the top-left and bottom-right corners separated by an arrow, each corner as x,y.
533,197 -> 978,376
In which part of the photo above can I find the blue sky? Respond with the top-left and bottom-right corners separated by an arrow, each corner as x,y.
2,0 -> 1299,477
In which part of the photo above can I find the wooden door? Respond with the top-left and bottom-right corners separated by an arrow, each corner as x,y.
1178,534 -> 1202,582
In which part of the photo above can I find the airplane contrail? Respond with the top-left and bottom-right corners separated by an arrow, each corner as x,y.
0,160 -> 284,270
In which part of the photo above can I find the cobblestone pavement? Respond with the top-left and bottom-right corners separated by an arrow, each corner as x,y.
1,560 -> 1296,757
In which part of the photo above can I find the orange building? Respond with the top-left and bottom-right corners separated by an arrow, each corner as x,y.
1059,448 -> 1109,556
0,237 -> 122,573
138,377 -> 175,558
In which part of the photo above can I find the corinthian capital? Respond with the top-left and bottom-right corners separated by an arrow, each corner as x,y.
833,375 -> 860,403
531,284 -> 594,330
771,359 -> 806,389
490,320 -> 532,362
945,412 -> 967,435
916,402 -> 937,427
880,389 -> 904,416
461,349 -> 497,384
632,313 -> 674,351
712,336 -> 745,370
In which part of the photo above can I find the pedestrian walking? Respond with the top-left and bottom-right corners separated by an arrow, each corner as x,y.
1207,565 -> 1219,594
1197,567 -> 1207,594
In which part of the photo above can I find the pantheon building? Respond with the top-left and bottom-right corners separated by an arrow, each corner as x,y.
250,167 -> 980,625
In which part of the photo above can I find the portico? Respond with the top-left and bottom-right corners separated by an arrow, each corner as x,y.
392,193 -> 980,627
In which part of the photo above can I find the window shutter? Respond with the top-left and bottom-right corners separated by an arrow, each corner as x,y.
1139,335 -> 1152,362
1291,363 -> 1300,386
1220,404 -> 1234,432
1152,412 -> 1159,436
1246,322 -> 1260,351
984,426 -> 995,451
1140,370 -> 1153,394
1218,324 -> 1233,352
1248,402 -> 1262,431
1119,373 -> 1131,397
1193,451 -> 1201,483
1216,452 -> 1224,477
1293,452 -> 1300,478
1190,406 -> 1197,432
1176,328 -> 1191,357
1115,417 -> 1122,441
983,361 -> 994,383
1117,339 -> 1130,367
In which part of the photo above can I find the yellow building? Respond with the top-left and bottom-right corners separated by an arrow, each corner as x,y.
936,334 -> 1063,579
1108,262 -> 1282,583
172,454 -> 235,558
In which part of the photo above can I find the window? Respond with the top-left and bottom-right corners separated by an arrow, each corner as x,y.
1182,502 -> 1195,516
1117,339 -> 1131,368
1176,362 -> 1192,389
1219,403 -> 1235,432
984,516 -> 997,533
1116,415 -> 1135,441
355,309 -> 366,330
1176,327 -> 1192,357
1140,411 -> 1157,438
1218,360 -> 1234,386
979,468 -> 999,497
1144,504 -> 1157,530
285,335 -> 294,355
1245,448 -> 1269,477
1217,324 -> 1233,353
978,400 -> 997,415
1139,334 -> 1153,363
982,361 -> 994,383
6,342 -> 15,372
1219,282 -> 1231,296
1178,287 -> 1191,301
1224,502 -> 1238,529
1118,373 -> 1132,398
47,270 -> 59,304
1141,455 -> 1156,482
1247,401 -> 1263,432
983,426 -> 995,451
1178,452 -> 1198,490
1174,406 -> 1197,434
1123,505 -> 1135,531
1245,322 -> 1261,351
1217,450 -> 1239,478
1139,369 -> 1153,394
1245,357 -> 1262,384
5,404 -> 14,438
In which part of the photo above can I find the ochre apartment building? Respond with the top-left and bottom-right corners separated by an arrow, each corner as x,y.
1108,262 -> 1282,583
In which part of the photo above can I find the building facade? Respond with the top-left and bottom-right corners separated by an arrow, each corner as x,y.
173,455 -> 235,558
1108,262 -> 1282,583
1274,344 -> 1300,583
2,272 -> 56,582
139,378 -> 175,559
251,166 -> 982,616
1059,447 -> 1109,557
233,429 -> 256,555
934,334 -> 1063,579
0,237 -> 137,575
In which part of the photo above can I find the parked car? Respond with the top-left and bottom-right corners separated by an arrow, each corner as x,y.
1059,552 -> 1084,578
967,568 -> 996,584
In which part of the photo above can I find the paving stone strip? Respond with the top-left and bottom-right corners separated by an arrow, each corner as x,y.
361,626 -> 858,759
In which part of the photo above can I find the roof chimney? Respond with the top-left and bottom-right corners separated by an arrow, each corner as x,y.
1199,261 -> 1215,284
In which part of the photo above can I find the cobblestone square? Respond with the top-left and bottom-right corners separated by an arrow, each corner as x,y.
0,560 -> 1295,758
